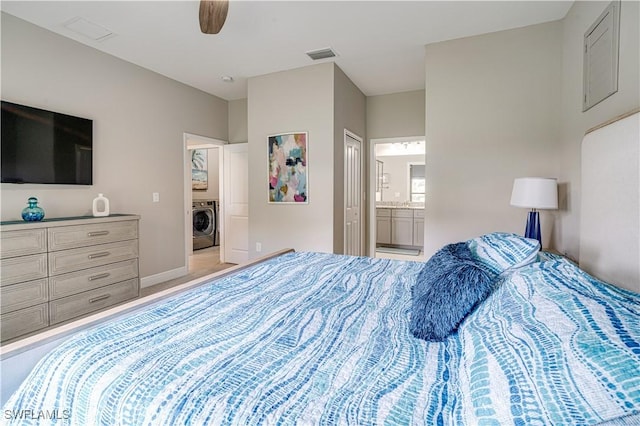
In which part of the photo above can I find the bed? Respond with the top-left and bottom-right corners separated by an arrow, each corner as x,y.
2,239 -> 639,425
3,111 -> 640,425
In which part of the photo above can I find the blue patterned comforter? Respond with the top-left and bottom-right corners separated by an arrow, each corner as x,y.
4,252 -> 640,425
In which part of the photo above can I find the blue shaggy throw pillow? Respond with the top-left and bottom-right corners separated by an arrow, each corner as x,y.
410,242 -> 498,342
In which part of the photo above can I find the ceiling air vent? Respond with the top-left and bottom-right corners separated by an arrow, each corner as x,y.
306,47 -> 337,61
63,17 -> 115,42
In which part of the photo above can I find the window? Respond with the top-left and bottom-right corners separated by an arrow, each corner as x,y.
410,164 -> 425,203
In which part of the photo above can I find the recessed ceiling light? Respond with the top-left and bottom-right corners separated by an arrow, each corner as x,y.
63,17 -> 115,42
221,76 -> 234,83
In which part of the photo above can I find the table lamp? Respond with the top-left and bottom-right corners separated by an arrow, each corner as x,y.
510,177 -> 558,246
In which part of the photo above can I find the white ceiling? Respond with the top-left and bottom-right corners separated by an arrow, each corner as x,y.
1,1 -> 573,101
376,140 -> 425,157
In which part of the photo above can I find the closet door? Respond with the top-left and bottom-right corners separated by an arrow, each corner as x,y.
344,131 -> 363,256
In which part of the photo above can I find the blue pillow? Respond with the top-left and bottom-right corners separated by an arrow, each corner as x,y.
410,242 -> 498,342
467,232 -> 540,275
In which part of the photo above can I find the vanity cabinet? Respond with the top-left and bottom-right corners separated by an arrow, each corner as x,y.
376,207 -> 425,248
413,209 -> 425,247
0,215 -> 140,343
376,209 -> 391,245
391,209 -> 414,246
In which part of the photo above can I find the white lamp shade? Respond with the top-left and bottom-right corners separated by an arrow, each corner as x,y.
510,177 -> 558,209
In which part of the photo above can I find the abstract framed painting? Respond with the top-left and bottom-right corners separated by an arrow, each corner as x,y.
191,149 -> 208,190
268,132 -> 308,203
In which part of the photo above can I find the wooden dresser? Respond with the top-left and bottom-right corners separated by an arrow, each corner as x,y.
0,215 -> 140,343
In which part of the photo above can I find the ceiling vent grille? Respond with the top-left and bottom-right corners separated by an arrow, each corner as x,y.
306,47 -> 337,61
63,17 -> 115,42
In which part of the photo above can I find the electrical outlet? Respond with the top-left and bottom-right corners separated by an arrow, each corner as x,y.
152,192 -> 160,203
256,242 -> 262,252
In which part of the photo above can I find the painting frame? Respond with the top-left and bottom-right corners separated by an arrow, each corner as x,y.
191,148 -> 208,190
268,131 -> 308,204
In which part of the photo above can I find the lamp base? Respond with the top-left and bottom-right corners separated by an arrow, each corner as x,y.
524,211 -> 542,247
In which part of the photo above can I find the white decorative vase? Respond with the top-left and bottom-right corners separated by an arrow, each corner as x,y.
92,194 -> 110,217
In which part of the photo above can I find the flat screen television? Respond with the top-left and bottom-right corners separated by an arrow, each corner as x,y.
1,101 -> 93,185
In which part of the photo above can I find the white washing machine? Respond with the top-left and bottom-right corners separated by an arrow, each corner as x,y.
193,199 -> 217,250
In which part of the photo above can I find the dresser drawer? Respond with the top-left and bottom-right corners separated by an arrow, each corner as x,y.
392,208 -> 413,218
376,208 -> 391,218
49,259 -> 139,300
0,253 -> 48,286
413,209 -> 425,218
49,279 -> 139,325
0,229 -> 47,259
48,240 -> 138,276
48,220 -> 138,251
1,278 -> 48,313
1,303 -> 49,343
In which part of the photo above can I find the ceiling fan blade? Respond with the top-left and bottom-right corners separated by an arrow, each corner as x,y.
199,0 -> 229,34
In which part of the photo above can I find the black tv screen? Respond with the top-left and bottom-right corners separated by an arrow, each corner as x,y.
1,101 -> 93,185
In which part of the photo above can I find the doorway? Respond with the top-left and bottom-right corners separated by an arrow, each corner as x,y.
183,133 -> 226,275
368,137 -> 426,261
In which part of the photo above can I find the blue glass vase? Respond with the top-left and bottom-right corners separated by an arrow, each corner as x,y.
21,197 -> 45,222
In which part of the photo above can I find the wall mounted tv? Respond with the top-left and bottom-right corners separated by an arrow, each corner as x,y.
1,101 -> 93,185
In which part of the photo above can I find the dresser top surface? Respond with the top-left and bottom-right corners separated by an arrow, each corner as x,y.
1,214 -> 140,231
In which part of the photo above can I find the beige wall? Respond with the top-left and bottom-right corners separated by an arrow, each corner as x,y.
228,98 -> 248,144
424,21 -> 562,257
366,90 -> 425,140
333,65 -> 366,254
556,0 -> 640,260
1,13 -> 228,278
377,154 -> 425,203
247,63 -> 335,258
422,2 -> 639,260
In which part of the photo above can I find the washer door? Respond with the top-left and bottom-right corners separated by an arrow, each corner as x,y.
193,209 -> 214,236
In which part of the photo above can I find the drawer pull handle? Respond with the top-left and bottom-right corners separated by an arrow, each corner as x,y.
88,273 -> 111,281
87,231 -> 110,237
88,252 -> 110,260
89,294 -> 110,304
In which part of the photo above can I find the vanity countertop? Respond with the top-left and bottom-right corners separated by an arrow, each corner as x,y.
376,204 -> 424,210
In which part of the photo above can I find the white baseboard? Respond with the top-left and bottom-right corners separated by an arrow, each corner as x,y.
140,266 -> 188,288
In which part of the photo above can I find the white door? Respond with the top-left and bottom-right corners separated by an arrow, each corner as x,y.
344,131 -> 362,256
222,143 -> 249,264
